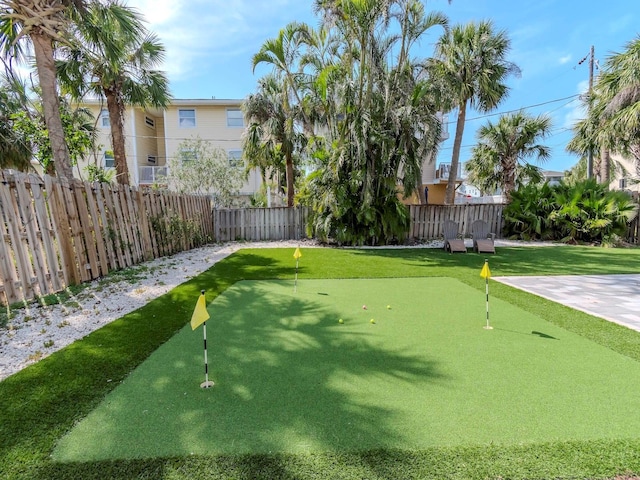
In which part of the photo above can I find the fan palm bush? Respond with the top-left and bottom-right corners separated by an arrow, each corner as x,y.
504,179 -> 637,244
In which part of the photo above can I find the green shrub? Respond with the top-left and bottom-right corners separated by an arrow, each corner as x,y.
504,179 -> 638,244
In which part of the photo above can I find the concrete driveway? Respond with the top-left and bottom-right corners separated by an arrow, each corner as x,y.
493,274 -> 640,333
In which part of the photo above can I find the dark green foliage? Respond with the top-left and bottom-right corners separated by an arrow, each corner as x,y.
503,182 -> 557,240
11,97 -> 96,171
504,179 -> 638,244
0,74 -> 32,171
307,66 -> 441,246
465,110 -> 551,200
148,214 -> 209,254
551,179 -> 637,244
248,3 -> 448,244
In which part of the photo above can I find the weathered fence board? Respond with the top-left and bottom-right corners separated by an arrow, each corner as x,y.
211,205 -> 503,244
0,171 -> 213,306
213,207 -> 308,243
408,204 -> 505,240
628,215 -> 640,244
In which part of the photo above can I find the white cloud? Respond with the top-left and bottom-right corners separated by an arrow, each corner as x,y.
124,0 -> 310,82
562,80 -> 589,129
575,79 -> 589,95
558,54 -> 571,65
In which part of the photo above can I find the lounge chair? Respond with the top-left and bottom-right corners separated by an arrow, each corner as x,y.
472,219 -> 495,254
443,220 -> 467,253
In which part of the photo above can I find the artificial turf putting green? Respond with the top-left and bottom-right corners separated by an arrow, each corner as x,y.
53,277 -> 640,462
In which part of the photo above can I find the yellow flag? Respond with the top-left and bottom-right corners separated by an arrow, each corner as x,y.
293,247 -> 302,259
190,293 -> 210,330
480,262 -> 491,279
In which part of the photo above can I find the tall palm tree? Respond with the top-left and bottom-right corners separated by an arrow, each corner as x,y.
428,20 -> 519,204
0,0 -> 86,178
252,22 -> 312,205
466,111 -> 551,201
57,1 -> 170,185
242,74 -> 305,205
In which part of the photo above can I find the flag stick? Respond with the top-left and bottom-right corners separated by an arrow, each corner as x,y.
200,320 -> 214,388
483,259 -> 493,330
198,289 -> 214,389
293,246 -> 302,293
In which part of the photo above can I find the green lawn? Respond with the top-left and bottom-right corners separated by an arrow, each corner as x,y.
2,246 -> 640,479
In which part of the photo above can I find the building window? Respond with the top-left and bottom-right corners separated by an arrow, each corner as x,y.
178,109 -> 196,128
228,149 -> 243,167
620,178 -> 628,189
103,151 -> 114,168
144,116 -> 155,128
180,148 -> 198,164
100,109 -> 110,128
226,108 -> 244,127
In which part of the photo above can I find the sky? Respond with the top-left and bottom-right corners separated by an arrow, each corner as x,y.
123,0 -> 638,173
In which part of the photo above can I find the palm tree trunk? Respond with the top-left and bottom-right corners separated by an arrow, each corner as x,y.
31,31 -> 73,179
285,152 -> 294,207
502,156 -> 516,202
445,101 -> 466,204
600,147 -> 610,184
105,90 -> 130,185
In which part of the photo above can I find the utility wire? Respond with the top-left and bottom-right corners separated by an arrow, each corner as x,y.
444,94 -> 581,125
104,93 -> 582,143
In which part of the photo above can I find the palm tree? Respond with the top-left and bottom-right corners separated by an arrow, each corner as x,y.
57,1 -> 170,185
567,38 -> 640,184
242,74 -> 305,203
0,0 -> 86,178
566,93 -> 611,184
466,111 -> 551,202
252,22 -> 312,205
596,37 -> 640,174
428,20 -> 520,204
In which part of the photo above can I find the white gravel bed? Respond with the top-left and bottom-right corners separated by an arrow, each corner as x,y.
0,238 -> 557,381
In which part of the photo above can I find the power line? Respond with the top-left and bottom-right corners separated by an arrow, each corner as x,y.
445,94 -> 581,125
110,94 -> 582,145
437,125 -> 579,153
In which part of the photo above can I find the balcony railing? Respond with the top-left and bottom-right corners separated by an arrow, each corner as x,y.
139,166 -> 168,185
436,162 -> 462,181
437,113 -> 449,141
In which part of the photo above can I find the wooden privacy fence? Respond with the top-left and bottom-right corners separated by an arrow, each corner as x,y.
212,204 -> 503,243
0,171 -> 213,306
409,204 -> 505,240
214,207 -> 308,242
627,215 -> 640,244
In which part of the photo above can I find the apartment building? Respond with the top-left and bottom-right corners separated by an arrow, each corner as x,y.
609,153 -> 640,194
78,99 -> 455,205
78,98 -> 263,202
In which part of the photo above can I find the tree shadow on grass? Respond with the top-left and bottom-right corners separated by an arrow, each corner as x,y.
50,279 -> 448,463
